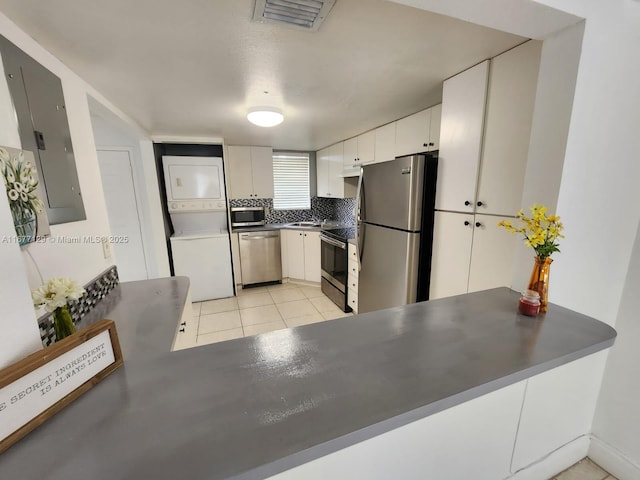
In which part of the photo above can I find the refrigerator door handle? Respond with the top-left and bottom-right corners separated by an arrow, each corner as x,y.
355,166 -> 365,271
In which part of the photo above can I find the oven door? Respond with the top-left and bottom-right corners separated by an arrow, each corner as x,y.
319,234 -> 348,292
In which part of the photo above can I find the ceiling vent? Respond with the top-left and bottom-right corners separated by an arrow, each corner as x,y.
253,0 -> 336,31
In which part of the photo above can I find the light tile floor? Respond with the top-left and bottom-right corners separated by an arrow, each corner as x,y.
192,282 -> 353,346
551,457 -> 618,480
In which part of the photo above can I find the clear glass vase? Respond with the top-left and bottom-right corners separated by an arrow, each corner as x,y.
527,256 -> 553,313
53,305 -> 76,341
13,208 -> 36,246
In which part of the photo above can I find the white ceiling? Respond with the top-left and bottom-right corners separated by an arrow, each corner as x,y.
0,0 -> 532,150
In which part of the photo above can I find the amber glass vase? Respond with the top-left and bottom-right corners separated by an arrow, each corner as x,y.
527,256 -> 553,313
53,305 -> 76,341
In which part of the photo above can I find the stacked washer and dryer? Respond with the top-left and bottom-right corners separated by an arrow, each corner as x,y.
162,156 -> 234,302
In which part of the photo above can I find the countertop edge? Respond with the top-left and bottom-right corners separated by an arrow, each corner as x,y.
234,336 -> 616,480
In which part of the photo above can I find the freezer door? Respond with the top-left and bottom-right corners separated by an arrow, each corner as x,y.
358,223 -> 421,313
361,155 -> 425,231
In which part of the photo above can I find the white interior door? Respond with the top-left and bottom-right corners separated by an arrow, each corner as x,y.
97,149 -> 148,281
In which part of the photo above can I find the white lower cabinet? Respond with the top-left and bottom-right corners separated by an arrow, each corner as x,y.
282,229 -> 321,283
172,289 -> 197,351
347,243 -> 359,313
430,211 -> 517,300
230,233 -> 242,286
267,353 -> 607,480
268,381 -> 526,480
511,351 -> 608,472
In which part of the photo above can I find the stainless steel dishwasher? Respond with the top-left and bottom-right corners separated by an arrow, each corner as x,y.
239,230 -> 282,286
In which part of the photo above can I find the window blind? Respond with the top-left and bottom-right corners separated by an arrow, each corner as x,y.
273,153 -> 311,210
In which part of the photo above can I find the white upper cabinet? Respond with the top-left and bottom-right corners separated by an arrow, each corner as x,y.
374,122 -> 396,164
227,146 -> 253,199
227,145 -> 274,199
342,137 -> 358,169
318,142 -> 350,198
357,130 -> 375,164
328,142 -> 345,197
316,147 -> 330,197
476,41 -> 542,217
342,131 -> 375,172
395,105 -> 441,158
395,109 -> 430,157
429,103 -> 442,152
435,61 -> 489,213
250,146 -> 275,198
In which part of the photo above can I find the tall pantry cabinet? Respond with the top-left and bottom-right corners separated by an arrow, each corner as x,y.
430,41 -> 542,300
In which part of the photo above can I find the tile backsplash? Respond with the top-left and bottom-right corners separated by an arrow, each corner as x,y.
230,197 -> 355,226
38,266 -> 119,346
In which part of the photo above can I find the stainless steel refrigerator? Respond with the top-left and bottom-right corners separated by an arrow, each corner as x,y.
356,154 -> 438,313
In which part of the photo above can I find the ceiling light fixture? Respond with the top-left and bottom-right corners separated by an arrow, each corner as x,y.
247,107 -> 284,127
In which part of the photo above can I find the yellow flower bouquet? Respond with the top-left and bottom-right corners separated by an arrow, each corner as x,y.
498,204 -> 564,313
498,204 -> 564,259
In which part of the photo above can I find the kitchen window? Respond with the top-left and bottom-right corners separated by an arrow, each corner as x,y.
272,152 -> 311,210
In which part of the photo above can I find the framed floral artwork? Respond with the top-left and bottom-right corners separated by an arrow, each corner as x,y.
0,146 -> 50,246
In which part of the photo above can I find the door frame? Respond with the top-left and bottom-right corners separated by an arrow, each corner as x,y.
96,145 -> 150,280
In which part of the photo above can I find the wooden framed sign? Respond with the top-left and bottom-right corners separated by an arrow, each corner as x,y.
0,319 -> 123,453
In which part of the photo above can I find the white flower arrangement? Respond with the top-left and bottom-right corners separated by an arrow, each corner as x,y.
0,147 -> 44,223
32,277 -> 86,313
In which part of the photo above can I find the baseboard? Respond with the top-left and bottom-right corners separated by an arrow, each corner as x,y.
507,435 -> 590,480
589,435 -> 640,480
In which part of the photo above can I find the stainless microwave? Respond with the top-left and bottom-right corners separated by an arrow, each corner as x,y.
230,207 -> 267,227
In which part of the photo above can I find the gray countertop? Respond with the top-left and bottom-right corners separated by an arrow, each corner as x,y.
0,286 -> 616,480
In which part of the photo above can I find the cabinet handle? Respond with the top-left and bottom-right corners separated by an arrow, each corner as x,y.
464,201 -> 472,206
179,328 -> 185,333
464,221 -> 470,226
180,322 -> 186,326
475,222 -> 483,228
429,142 -> 434,146
477,201 -> 484,207
304,233 -> 307,237
423,143 -> 429,147
299,233 -> 302,236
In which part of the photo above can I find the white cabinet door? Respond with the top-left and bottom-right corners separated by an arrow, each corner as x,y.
227,146 -> 253,199
436,61 -> 489,213
428,103 -> 442,152
467,214 -> 518,293
395,109 -> 430,157
477,41 -> 541,216
316,147 -> 330,198
303,231 -> 321,282
287,230 -> 306,280
342,137 -> 358,169
429,211 -> 474,300
280,228 -> 289,279
230,232 -> 242,286
328,142 -> 345,198
251,146 -> 274,198
374,122 -> 396,164
357,130 -> 375,164
511,351 -> 607,472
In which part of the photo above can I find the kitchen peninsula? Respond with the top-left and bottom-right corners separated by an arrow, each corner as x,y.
0,285 -> 615,480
